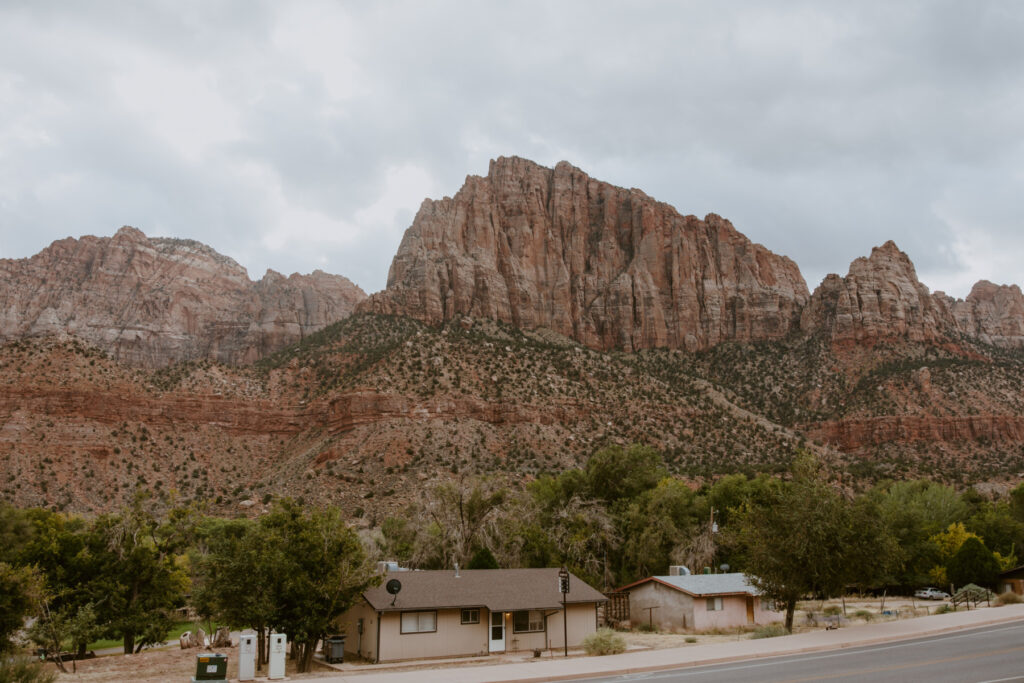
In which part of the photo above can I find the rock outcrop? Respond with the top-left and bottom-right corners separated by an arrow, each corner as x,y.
801,241 -> 1024,348
0,227 -> 365,367
361,156 -> 810,352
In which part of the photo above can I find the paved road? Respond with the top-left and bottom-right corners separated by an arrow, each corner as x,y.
579,621 -> 1024,683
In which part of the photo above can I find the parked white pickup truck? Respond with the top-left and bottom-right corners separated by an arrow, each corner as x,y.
914,587 -> 950,600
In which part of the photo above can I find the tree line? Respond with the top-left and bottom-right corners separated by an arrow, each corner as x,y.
0,495 -> 375,674
3,444 -> 1024,671
378,445 -> 1024,631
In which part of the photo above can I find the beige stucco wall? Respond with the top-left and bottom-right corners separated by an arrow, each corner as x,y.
337,601 -> 379,662
693,594 -> 784,630
628,582 -> 695,630
627,583 -> 784,632
376,608 -> 489,662
339,603 -> 600,662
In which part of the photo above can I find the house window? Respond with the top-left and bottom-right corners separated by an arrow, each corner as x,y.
400,611 -> 437,633
761,598 -> 776,611
512,610 -> 544,633
706,597 -> 723,611
461,608 -> 480,624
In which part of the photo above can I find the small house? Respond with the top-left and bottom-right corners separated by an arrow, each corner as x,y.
616,573 -> 783,631
338,567 -> 607,663
997,564 -> 1024,596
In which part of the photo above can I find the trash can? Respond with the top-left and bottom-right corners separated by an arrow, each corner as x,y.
324,635 -> 346,663
192,652 -> 228,682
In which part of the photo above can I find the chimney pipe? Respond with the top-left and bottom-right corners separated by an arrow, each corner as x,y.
454,562 -> 460,578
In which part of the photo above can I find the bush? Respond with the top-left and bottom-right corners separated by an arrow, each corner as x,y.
583,628 -> 627,656
0,656 -> 57,683
997,591 -> 1022,605
684,636 -> 697,643
823,605 -> 842,616
636,622 -> 658,633
853,609 -> 875,622
935,604 -> 954,614
751,624 -> 789,639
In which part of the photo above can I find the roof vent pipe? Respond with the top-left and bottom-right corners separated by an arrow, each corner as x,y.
454,562 -> 460,578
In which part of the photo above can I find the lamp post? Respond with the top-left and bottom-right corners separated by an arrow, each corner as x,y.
558,567 -> 570,657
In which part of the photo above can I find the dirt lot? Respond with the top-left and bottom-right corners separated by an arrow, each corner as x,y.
53,648 -> 338,682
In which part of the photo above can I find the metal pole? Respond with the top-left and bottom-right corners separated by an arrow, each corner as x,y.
563,590 -> 568,657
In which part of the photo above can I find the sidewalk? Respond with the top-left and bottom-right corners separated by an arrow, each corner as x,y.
309,603 -> 1024,683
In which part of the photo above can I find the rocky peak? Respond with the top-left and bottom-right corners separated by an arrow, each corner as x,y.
0,228 -> 366,367
802,241 -> 1024,348
362,156 -> 810,352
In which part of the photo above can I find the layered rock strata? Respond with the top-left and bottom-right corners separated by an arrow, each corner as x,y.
362,156 -> 810,352
801,241 -> 1024,348
0,227 -> 366,367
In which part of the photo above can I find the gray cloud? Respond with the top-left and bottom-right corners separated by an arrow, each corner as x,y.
1,0 -> 1022,297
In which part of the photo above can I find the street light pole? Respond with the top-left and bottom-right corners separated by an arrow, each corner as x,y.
558,567 -> 570,657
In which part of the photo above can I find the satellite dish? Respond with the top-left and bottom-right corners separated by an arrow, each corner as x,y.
386,578 -> 402,605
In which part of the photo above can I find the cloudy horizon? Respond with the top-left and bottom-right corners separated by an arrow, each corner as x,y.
2,1 -> 1022,299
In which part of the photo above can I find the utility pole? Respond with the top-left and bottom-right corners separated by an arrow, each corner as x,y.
558,567 -> 570,657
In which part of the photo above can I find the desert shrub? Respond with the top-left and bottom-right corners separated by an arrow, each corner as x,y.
853,609 -> 875,622
997,591 -> 1022,605
684,636 -> 697,643
751,624 -> 788,639
0,656 -> 57,683
823,605 -> 842,616
583,628 -> 627,656
635,622 -> 658,633
935,604 -> 954,614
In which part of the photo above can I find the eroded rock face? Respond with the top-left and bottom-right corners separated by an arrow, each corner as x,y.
362,156 -> 810,351
0,227 -> 365,367
801,241 -> 1024,348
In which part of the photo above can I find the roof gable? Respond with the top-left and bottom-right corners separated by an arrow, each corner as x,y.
363,568 -> 607,612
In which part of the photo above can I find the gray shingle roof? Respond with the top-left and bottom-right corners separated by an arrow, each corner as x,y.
620,573 -> 761,597
362,568 -> 607,612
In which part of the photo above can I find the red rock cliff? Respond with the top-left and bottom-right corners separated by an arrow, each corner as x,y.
801,240 -> 1024,348
0,227 -> 366,367
361,157 -> 809,351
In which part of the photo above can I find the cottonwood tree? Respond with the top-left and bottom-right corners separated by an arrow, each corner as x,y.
731,453 -> 896,632
195,501 -> 376,674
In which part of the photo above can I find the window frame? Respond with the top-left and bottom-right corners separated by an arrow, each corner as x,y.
706,597 -> 723,612
460,608 -> 480,625
399,610 -> 437,634
512,609 -> 545,633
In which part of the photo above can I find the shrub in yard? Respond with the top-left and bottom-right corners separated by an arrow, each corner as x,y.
997,591 -> 1022,605
935,604 -> 954,614
0,656 -> 57,683
823,605 -> 842,616
636,622 -> 658,633
751,624 -> 788,639
853,609 -> 875,622
583,628 -> 627,656
684,636 -> 698,643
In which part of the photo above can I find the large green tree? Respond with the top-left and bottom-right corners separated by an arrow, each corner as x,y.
948,536 -> 1000,589
732,453 -> 897,631
90,497 -> 189,654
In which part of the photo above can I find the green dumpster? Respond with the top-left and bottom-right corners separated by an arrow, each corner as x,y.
192,652 -> 227,682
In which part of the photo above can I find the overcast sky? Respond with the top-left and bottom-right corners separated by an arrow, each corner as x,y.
1,1 -> 1022,298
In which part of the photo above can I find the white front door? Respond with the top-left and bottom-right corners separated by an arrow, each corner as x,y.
488,611 -> 505,652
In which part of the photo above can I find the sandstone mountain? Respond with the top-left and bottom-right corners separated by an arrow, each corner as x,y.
801,240 -> 1024,348
362,157 -> 810,352
2,157 -> 1024,518
0,226 -> 366,367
